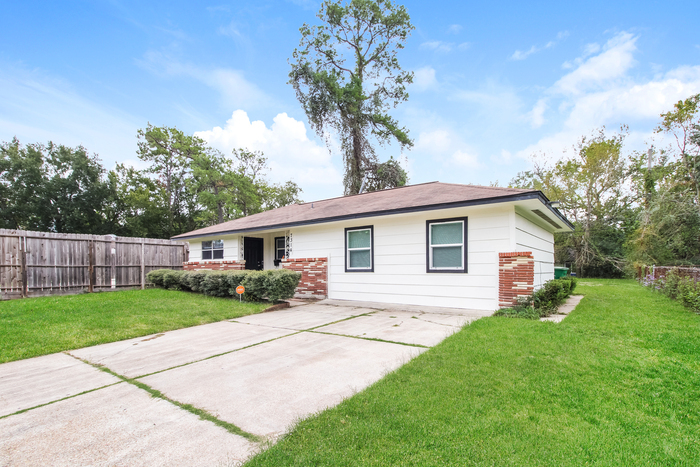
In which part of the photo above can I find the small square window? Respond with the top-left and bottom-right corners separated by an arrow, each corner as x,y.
202,239 -> 224,261
345,226 -> 373,272
426,218 -> 467,273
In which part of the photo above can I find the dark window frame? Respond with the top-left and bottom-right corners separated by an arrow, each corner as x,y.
425,217 -> 468,273
202,239 -> 224,260
274,236 -> 286,260
344,225 -> 374,273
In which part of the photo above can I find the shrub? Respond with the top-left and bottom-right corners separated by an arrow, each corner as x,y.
559,275 -> 577,294
678,277 -> 700,313
146,269 -> 169,287
162,270 -> 187,291
181,270 -> 211,293
267,269 -> 302,302
201,271 -> 231,297
240,269 -> 302,302
495,277 -> 577,319
533,279 -> 570,311
149,267 -> 302,303
226,271 -> 250,296
661,268 -> 682,300
240,270 -> 268,301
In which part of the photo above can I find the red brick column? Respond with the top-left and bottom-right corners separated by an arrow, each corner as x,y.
498,252 -> 534,307
281,257 -> 328,299
183,260 -> 246,271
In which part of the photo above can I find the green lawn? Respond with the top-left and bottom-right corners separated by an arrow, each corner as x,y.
0,289 -> 269,363
246,279 -> 700,466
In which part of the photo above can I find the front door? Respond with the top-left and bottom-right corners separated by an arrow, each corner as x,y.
243,237 -> 264,270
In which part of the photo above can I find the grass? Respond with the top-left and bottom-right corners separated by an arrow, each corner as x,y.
245,279 -> 700,466
0,288 -> 269,363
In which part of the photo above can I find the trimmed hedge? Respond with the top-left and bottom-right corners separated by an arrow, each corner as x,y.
494,276 -> 578,319
146,268 -> 302,302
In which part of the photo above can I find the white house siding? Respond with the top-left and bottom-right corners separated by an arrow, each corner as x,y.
187,232 -> 294,270
289,204 -> 514,310
514,212 -> 555,288
187,236 -> 239,263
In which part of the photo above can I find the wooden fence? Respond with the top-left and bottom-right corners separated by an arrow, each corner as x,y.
0,229 -> 188,300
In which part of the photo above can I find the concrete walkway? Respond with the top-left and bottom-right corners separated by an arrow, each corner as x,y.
0,300 -> 490,467
540,295 -> 585,323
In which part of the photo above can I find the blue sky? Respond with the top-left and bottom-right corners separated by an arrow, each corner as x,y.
2,0 -> 699,201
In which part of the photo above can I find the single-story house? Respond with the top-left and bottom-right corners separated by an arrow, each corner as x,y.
172,182 -> 573,310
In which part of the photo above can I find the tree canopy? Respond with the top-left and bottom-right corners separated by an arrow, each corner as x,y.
1,126 -> 303,238
289,0 -> 413,195
511,93 -> 700,276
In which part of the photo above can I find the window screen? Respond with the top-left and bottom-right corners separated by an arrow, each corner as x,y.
275,237 -> 286,260
346,227 -> 373,271
202,239 -> 224,260
427,219 -> 466,272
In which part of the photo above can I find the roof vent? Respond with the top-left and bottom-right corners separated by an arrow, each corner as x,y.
532,209 -> 561,229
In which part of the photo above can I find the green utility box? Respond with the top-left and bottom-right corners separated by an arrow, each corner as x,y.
554,267 -> 570,279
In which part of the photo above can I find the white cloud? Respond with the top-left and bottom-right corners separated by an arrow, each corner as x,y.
510,33 -> 565,61
420,41 -> 470,53
413,129 -> 482,169
420,41 -> 453,53
528,99 -> 548,128
414,129 -> 452,154
138,51 -> 274,110
554,32 -> 637,95
511,46 -> 539,61
451,150 -> 480,168
413,66 -> 437,91
512,32 -> 700,162
447,24 -> 463,35
195,110 -> 342,200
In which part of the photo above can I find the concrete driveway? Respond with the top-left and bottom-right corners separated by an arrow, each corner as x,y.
0,300 -> 490,466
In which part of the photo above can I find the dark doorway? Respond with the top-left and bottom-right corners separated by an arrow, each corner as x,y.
244,237 -> 264,270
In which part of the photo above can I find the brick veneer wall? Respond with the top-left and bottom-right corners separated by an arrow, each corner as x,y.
281,257 -> 328,299
183,260 -> 246,271
498,251 -> 535,308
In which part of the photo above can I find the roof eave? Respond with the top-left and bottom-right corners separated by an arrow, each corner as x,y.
172,191 -> 573,240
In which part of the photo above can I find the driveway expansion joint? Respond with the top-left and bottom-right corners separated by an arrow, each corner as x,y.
0,380 -> 123,420
67,353 -> 263,443
131,330 -> 302,380
306,330 -> 429,349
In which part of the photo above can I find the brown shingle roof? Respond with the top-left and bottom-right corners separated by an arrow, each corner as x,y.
172,182 -> 547,239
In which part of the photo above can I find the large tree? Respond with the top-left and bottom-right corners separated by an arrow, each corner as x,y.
136,124 -> 206,237
627,94 -> 700,266
0,139 -> 114,234
289,0 -> 413,195
192,149 -> 303,225
656,94 -> 700,213
512,128 -> 633,277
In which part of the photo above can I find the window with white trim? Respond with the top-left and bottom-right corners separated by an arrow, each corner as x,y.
345,226 -> 373,272
202,239 -> 224,260
427,218 -> 467,273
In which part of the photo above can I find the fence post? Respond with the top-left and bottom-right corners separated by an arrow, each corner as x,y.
110,237 -> 116,289
141,239 -> 145,290
88,241 -> 94,293
20,236 -> 27,298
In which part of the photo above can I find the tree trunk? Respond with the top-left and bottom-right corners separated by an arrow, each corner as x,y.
349,128 -> 363,195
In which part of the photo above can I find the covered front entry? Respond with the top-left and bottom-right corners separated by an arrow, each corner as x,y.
244,237 -> 264,270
